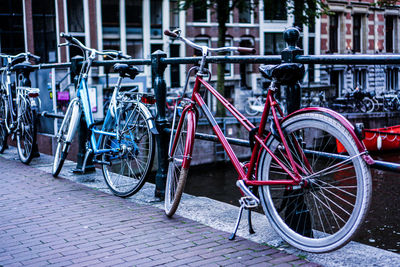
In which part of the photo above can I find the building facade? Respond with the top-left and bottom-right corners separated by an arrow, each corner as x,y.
1,0 -> 400,112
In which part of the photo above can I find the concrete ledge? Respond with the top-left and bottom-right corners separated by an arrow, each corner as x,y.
1,147 -> 399,266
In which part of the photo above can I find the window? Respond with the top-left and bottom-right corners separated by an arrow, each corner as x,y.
102,0 -> 120,51
150,0 -> 163,39
330,70 -> 343,97
239,38 -> 254,89
126,0 -> 143,59
170,0 -> 180,29
224,38 -> 233,77
354,68 -> 367,90
329,14 -> 339,53
386,16 -> 395,53
353,14 -> 362,52
193,4 -> 207,22
387,67 -> 399,91
66,0 -> 85,60
0,0 -> 24,55
308,36 -> 315,82
67,0 -> 84,33
101,0 -> 144,58
239,0 -> 251,23
264,0 -> 286,21
194,37 -> 210,69
170,44 -> 180,88
32,0 -> 57,62
264,33 -> 285,55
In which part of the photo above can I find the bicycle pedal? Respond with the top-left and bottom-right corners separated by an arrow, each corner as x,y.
239,196 -> 258,209
92,159 -> 111,166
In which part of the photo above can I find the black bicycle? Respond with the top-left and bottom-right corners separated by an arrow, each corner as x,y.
0,52 -> 41,164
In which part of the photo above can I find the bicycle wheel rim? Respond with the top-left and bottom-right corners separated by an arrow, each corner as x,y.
165,110 -> 194,216
16,101 -> 36,164
102,107 -> 154,197
0,96 -> 8,153
257,113 -> 371,252
52,107 -> 73,177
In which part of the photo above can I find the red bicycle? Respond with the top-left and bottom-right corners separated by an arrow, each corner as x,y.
164,29 -> 373,253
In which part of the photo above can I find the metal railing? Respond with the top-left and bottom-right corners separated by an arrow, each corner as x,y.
2,27 -> 400,197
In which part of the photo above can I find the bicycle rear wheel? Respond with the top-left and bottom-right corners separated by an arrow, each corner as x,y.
101,104 -> 154,197
16,98 -> 37,164
257,112 -> 371,252
52,101 -> 81,177
0,95 -> 8,153
165,109 -> 196,217
363,97 -> 374,113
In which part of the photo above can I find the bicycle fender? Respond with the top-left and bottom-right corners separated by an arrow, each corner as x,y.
283,107 -> 375,165
137,102 -> 158,135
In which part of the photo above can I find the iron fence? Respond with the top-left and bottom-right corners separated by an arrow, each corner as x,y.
2,27 -> 400,197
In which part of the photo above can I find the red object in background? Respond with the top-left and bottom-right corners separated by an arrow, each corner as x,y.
337,125 -> 400,153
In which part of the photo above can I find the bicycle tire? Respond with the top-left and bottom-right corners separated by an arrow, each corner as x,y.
356,101 -> 367,113
165,110 -> 196,217
101,104 -> 155,197
257,112 -> 371,253
363,97 -> 374,113
0,95 -> 8,153
16,98 -> 37,164
244,98 -> 260,116
52,102 -> 81,177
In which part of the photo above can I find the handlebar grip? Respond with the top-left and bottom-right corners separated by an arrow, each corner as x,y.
164,30 -> 179,38
237,47 -> 256,54
60,32 -> 73,41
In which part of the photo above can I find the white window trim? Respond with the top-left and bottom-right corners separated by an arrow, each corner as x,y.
63,0 -> 90,62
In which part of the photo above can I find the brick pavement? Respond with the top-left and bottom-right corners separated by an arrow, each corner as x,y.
0,157 -> 319,266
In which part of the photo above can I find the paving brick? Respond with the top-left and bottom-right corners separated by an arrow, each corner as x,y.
0,155 -> 321,267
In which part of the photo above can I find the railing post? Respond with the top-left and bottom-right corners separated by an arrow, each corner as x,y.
70,56 -> 95,174
281,27 -> 303,113
151,50 -> 168,200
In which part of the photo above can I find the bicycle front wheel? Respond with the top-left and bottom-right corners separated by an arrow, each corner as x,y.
52,101 -> 80,177
16,98 -> 37,164
165,110 -> 196,217
0,95 -> 8,153
257,112 -> 371,252
101,104 -> 155,197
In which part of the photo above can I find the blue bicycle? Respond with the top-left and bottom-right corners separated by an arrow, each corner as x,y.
53,33 -> 157,197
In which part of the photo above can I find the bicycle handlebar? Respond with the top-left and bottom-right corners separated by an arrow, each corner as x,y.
59,32 -> 132,59
0,52 -> 40,63
164,29 -> 256,54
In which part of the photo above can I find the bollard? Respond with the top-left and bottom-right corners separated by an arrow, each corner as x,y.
151,50 -> 169,200
281,27 -> 303,113
69,56 -> 95,174
280,27 -> 312,236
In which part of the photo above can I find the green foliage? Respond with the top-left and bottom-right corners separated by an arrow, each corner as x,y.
373,0 -> 398,7
289,0 -> 331,27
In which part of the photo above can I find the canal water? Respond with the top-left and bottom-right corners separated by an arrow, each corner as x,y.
183,152 -> 400,253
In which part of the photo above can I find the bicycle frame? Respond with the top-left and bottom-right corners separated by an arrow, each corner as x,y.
172,74 -> 305,187
171,72 -> 374,188
68,74 -> 156,157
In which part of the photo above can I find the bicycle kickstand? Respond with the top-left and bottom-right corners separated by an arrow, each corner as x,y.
229,196 -> 258,240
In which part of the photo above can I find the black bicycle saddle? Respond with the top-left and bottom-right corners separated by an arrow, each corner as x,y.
113,63 -> 139,80
259,63 -> 304,85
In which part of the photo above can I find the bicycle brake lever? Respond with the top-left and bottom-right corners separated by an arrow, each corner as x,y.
58,43 -> 69,47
